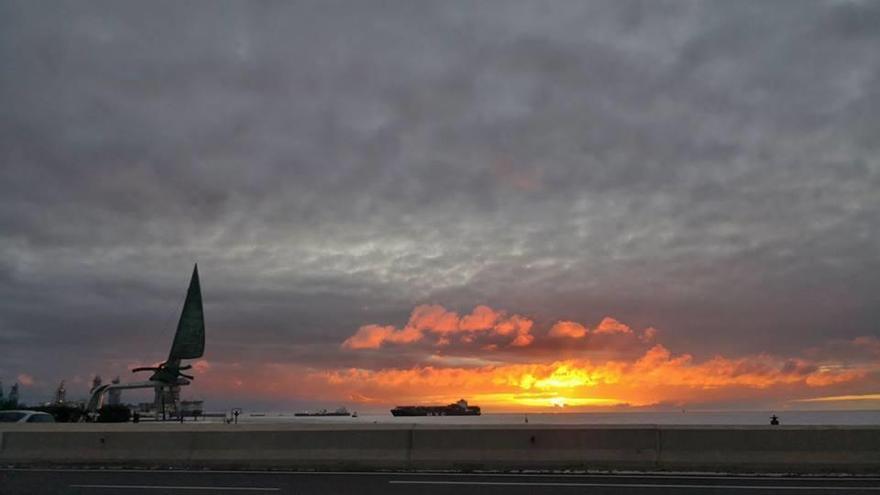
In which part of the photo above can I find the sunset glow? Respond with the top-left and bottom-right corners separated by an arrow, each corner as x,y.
184,305 -> 880,412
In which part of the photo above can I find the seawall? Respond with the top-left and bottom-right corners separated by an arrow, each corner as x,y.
1,423 -> 878,473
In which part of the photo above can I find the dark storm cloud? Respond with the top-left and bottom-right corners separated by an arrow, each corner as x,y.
1,1 -> 878,401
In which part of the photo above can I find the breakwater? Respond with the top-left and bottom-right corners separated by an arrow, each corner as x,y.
1,423 -> 878,473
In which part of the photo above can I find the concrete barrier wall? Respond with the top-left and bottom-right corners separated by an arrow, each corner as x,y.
411,426 -> 658,470
0,424 -> 411,469
657,426 -> 880,472
1,424 -> 878,473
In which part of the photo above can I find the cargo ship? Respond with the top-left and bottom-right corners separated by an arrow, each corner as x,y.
294,407 -> 352,417
391,399 -> 481,416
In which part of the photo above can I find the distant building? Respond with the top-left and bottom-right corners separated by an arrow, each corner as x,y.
54,381 -> 66,404
91,375 -> 102,393
9,383 -> 19,405
107,377 -> 122,406
137,385 -> 185,417
161,385 -> 181,416
179,400 -> 204,416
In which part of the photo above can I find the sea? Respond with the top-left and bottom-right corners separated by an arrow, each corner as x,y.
233,410 -> 880,426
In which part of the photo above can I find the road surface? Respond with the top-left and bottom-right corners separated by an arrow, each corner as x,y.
1,468 -> 878,494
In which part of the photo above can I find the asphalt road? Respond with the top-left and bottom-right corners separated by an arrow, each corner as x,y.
1,468 -> 879,495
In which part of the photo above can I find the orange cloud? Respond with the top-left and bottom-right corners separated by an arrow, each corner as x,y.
192,360 -> 212,373
16,373 -> 35,386
342,324 -> 423,349
459,305 -> 499,331
594,317 -> 632,334
548,320 -> 588,339
511,333 -> 535,347
408,305 -> 460,334
804,369 -> 867,387
494,314 -> 534,346
795,393 -> 880,403
852,336 -> 880,357
547,317 -> 642,341
343,305 -> 535,349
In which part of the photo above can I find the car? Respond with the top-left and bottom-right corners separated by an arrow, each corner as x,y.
0,410 -> 56,423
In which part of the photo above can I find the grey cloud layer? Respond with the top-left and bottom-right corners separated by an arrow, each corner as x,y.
1,1 -> 878,401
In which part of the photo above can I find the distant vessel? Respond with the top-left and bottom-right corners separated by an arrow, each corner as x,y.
391,399 -> 481,416
294,407 -> 352,417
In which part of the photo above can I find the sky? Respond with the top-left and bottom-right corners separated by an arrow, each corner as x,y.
1,0 -> 878,412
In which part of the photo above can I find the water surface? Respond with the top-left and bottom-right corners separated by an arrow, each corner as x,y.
235,410 -> 880,426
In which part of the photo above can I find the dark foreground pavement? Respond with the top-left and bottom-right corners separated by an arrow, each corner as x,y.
2,469 -> 879,495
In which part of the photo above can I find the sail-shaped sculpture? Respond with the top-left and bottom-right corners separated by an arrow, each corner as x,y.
86,264 -> 207,418
168,264 -> 205,360
132,264 -> 205,384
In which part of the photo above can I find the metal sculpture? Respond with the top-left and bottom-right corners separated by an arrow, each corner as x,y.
86,264 -> 205,420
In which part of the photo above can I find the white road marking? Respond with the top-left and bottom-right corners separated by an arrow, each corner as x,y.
389,480 -> 880,490
5,468 -> 878,481
69,485 -> 279,492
